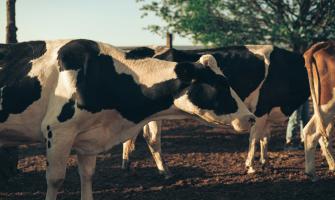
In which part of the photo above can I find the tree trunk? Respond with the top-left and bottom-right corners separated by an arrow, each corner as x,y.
0,0 -> 19,183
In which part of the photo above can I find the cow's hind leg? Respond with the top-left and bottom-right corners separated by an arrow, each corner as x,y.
45,128 -> 75,200
143,121 -> 171,179
303,118 -> 320,181
122,134 -> 138,171
245,115 -> 268,174
319,123 -> 335,172
77,154 -> 97,200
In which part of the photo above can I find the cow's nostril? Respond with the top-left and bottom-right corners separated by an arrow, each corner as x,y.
248,117 -> 256,124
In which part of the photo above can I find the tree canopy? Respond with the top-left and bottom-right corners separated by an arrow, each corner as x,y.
137,0 -> 335,52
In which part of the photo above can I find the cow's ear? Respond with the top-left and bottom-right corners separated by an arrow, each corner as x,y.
175,62 -> 198,83
125,47 -> 155,59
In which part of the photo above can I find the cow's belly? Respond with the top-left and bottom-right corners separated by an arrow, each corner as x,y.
267,107 -> 288,124
0,100 -> 46,146
71,110 -> 141,155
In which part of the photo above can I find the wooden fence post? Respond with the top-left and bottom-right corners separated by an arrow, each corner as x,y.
6,0 -> 18,43
166,32 -> 173,49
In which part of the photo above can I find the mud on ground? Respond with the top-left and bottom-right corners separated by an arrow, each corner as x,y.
0,119 -> 334,200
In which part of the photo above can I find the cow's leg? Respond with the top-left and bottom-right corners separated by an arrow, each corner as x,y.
259,123 -> 271,167
45,130 -> 75,200
143,121 -> 171,179
319,137 -> 335,171
245,115 -> 268,174
121,134 -> 138,171
318,123 -> 335,171
303,117 -> 320,181
301,115 -> 315,143
77,154 -> 97,200
259,136 -> 268,166
259,136 -> 269,167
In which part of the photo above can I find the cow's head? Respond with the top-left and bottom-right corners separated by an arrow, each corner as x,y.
173,54 -> 255,132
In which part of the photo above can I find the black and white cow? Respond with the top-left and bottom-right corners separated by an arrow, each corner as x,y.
122,45 -> 311,176
0,39 -> 255,200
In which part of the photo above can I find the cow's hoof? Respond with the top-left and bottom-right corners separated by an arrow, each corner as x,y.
247,166 -> 256,174
121,159 -> 131,171
159,170 -> 173,180
260,161 -> 269,170
163,173 -> 173,180
305,173 -> 319,182
327,168 -> 335,176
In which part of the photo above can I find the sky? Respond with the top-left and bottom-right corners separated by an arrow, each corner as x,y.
0,0 -> 193,46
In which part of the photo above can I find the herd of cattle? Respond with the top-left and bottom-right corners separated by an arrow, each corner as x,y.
0,39 -> 334,200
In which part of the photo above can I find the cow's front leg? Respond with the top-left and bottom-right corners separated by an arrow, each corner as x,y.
143,121 -> 171,179
259,123 -> 271,168
122,134 -> 138,171
45,129 -> 75,200
245,115 -> 268,174
245,128 -> 257,174
77,154 -> 97,200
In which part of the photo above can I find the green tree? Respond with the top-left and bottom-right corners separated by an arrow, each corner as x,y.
137,0 -> 335,52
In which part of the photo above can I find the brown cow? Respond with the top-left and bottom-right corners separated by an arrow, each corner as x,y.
303,40 -> 335,181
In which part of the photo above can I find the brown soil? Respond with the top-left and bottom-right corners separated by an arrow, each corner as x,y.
0,119 -> 334,200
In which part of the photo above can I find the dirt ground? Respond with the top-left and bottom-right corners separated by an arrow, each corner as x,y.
0,119 -> 334,200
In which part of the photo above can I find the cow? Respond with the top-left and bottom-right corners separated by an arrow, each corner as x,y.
121,45 -> 312,177
303,40 -> 335,181
0,39 -> 255,200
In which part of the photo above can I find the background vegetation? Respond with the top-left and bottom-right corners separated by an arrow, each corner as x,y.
137,0 -> 335,52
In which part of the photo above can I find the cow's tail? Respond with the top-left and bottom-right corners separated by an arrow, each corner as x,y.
304,46 -> 328,140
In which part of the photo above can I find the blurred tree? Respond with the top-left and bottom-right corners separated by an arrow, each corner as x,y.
0,0 -> 19,183
137,0 -> 335,52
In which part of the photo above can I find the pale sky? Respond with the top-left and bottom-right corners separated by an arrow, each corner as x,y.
0,0 -> 193,46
